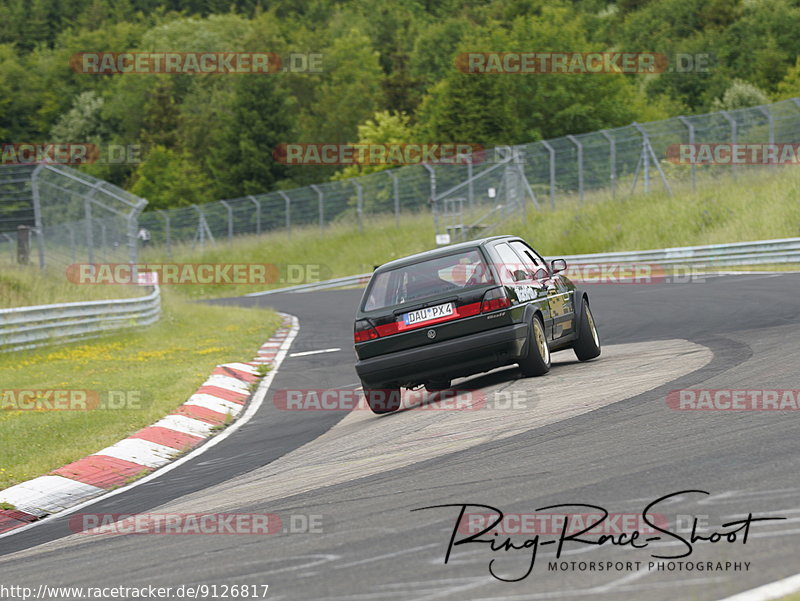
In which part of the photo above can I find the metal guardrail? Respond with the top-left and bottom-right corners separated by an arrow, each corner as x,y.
0,286 -> 161,352
246,237 -> 800,296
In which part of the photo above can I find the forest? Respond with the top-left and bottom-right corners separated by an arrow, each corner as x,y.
1,0 -> 799,210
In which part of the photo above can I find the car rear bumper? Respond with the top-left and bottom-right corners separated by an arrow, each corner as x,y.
355,323 -> 529,387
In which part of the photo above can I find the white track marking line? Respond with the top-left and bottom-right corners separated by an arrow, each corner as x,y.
289,348 -> 341,357
0,314 -> 300,541
714,572 -> 800,601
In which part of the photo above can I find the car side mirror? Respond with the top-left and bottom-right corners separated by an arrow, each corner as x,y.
550,259 -> 567,274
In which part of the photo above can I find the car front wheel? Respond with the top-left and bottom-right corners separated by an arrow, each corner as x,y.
573,297 -> 601,361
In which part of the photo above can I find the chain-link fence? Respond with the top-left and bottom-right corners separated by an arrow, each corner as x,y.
0,164 -> 147,270
2,98 -> 799,265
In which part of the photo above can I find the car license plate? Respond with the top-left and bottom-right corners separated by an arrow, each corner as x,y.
403,302 -> 454,326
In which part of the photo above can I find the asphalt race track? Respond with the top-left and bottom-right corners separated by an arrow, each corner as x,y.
1,272 -> 799,601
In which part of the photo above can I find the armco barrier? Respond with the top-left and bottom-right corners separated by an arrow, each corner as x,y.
0,286 -> 161,352
246,236 -> 800,296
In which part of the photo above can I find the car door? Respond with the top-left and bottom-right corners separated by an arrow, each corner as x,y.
510,240 -> 575,340
491,241 -> 553,337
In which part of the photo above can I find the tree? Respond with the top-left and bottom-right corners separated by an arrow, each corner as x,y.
206,73 -> 294,198
711,79 -> 769,110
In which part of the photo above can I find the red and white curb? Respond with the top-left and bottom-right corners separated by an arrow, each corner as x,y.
0,313 -> 298,536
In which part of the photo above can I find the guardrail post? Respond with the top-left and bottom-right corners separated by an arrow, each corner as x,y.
219,200 -> 234,242
353,181 -> 364,232
541,141 -> 556,209
311,185 -> 324,232
247,195 -> 261,235
721,110 -> 738,178
387,172 -> 399,227
16,225 -> 30,264
278,191 -> 291,238
566,135 -> 584,204
157,209 -> 171,258
600,130 -> 616,198
678,116 -> 696,191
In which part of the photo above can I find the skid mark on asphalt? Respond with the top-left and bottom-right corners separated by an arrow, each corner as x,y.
155,339 -> 712,514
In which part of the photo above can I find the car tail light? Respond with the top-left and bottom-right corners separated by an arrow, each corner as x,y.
354,319 -> 380,343
481,287 -> 511,313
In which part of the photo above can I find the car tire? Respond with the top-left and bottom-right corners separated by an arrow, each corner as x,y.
573,297 -> 601,361
425,380 -> 451,392
361,383 -> 402,414
518,314 -> 550,377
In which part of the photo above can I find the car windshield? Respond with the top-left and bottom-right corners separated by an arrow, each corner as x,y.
363,249 -> 492,311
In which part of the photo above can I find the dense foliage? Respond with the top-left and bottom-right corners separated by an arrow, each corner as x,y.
1,0 -> 799,208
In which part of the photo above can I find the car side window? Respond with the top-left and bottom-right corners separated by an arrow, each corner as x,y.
512,241 -> 549,279
494,243 -> 528,284
510,241 -> 541,272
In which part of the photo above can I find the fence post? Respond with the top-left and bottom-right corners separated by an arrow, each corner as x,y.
566,135 -> 584,204
311,184 -> 324,232
422,164 -> 437,233
721,110 -> 737,178
157,209 -> 171,258
678,116 -> 696,191
758,105 -> 776,171
219,200 -> 234,242
247,195 -> 261,235
467,158 -> 474,209
387,171 -> 399,227
541,141 -> 556,209
600,130 -> 617,198
16,225 -> 30,264
353,181 -> 364,232
278,191 -> 291,238
30,163 -> 45,270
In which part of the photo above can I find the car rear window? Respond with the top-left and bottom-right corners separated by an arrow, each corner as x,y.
363,249 -> 493,311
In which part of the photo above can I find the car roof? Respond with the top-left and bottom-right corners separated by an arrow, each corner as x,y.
374,235 -> 517,272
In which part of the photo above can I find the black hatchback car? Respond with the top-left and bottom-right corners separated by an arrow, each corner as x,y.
353,235 -> 601,413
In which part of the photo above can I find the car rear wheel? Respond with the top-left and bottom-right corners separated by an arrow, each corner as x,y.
425,380 -> 451,392
573,297 -> 601,361
518,314 -> 550,377
361,383 -> 402,414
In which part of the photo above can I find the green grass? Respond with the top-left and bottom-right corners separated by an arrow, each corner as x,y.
137,168 -> 800,301
776,593 -> 800,601
0,265 -> 141,309
0,290 -> 280,490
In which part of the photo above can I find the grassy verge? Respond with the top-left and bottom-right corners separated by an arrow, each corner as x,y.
137,168 -> 800,301
0,265 -> 141,309
0,289 -> 280,490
